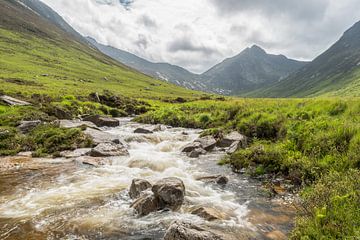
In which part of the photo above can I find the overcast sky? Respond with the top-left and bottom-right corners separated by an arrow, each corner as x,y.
42,0 -> 360,73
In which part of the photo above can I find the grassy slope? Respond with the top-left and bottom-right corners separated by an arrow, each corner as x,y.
0,1 -> 202,100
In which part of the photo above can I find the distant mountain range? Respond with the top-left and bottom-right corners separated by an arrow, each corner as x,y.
11,0 -> 360,97
249,20 -> 360,97
88,38 -> 307,95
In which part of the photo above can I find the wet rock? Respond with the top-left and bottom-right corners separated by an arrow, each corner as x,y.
164,221 -> 224,240
83,115 -> 120,127
196,175 -> 229,185
17,120 -> 41,133
194,136 -> 217,151
75,156 -> 111,167
134,128 -> 153,134
217,131 -> 247,148
129,179 -> 152,199
181,142 -> 202,153
0,95 -> 31,106
59,119 -> 98,129
90,142 -> 129,157
153,124 -> 167,132
152,177 -> 185,211
226,141 -> 245,154
191,207 -> 228,221
60,148 -> 92,158
187,148 -> 206,158
84,128 -> 118,144
130,193 -> 159,216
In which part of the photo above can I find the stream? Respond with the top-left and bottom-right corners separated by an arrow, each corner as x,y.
0,118 -> 296,240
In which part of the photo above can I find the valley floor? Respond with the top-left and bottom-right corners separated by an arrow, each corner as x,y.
0,93 -> 359,239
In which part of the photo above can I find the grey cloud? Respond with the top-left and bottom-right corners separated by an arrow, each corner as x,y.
168,38 -> 218,56
209,0 -> 329,22
135,34 -> 148,49
137,15 -> 157,29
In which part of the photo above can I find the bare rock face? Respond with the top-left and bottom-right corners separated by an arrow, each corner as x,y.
191,207 -> 229,221
17,120 -> 41,133
152,177 -> 185,211
130,193 -> 159,216
83,115 -> 120,127
129,179 -> 152,199
181,142 -> 202,153
194,136 -> 217,151
134,128 -> 153,134
90,142 -> 129,157
217,131 -> 247,148
164,221 -> 224,240
226,141 -> 244,154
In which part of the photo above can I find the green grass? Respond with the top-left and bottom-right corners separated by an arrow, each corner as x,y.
0,28 -> 204,100
137,97 -> 360,239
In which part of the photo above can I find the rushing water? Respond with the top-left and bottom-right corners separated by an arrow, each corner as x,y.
0,119 -> 295,239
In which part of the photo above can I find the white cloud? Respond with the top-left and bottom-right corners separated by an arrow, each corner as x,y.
42,0 -> 360,73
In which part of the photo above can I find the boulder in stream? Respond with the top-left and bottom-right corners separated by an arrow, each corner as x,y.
191,207 -> 229,221
164,221 -> 224,240
130,193 -> 159,216
83,115 -> 120,127
217,131 -> 247,148
129,179 -> 152,199
187,148 -> 206,158
196,175 -> 229,185
90,142 -> 129,157
60,148 -> 92,158
181,142 -> 202,153
75,156 -> 112,167
194,136 -> 217,151
134,128 -> 153,134
152,177 -> 185,211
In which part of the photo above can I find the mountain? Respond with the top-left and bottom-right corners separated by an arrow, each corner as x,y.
0,0 -> 198,99
86,37 -> 207,91
202,45 -> 308,95
251,21 -> 360,97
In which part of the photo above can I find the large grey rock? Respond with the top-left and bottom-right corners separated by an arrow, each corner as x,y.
90,142 -> 129,157
152,177 -> 185,211
181,142 -> 202,153
129,179 -> 152,199
194,136 -> 217,151
17,120 -> 41,133
83,115 -> 119,127
0,95 -> 31,106
134,128 -> 153,134
60,119 -> 98,129
164,221 -> 224,240
217,131 -> 247,148
130,193 -> 159,216
84,128 -> 118,144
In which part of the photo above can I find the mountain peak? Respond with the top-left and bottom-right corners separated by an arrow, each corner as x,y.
249,45 -> 266,54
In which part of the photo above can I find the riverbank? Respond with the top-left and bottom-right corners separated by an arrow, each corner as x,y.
0,118 -> 297,239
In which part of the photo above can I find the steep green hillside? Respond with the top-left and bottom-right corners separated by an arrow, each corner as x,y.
249,21 -> 360,98
0,0 -> 201,100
